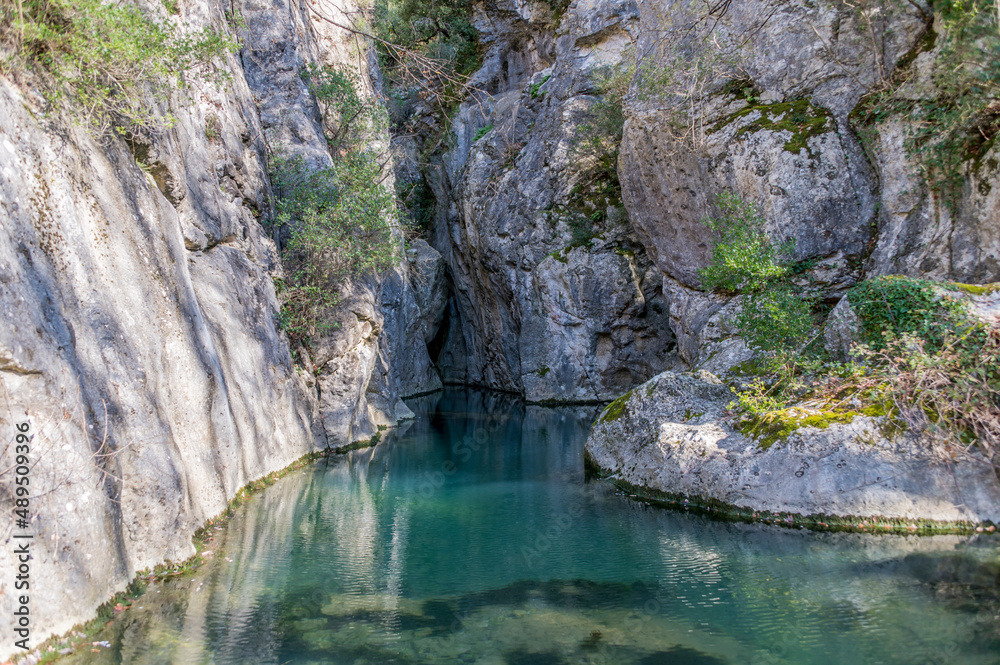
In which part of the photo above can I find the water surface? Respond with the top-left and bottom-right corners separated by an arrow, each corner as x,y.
66,389 -> 1000,664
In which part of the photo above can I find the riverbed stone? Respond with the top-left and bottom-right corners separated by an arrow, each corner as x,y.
586,371 -> 1000,524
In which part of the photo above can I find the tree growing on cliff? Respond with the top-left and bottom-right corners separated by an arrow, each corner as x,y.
268,65 -> 401,348
699,193 -> 816,400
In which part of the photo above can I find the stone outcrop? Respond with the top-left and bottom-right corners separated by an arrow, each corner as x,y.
585,371 -> 1000,525
5,0 -> 1000,655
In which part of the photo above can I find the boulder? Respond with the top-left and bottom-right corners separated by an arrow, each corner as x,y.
586,371 -> 1000,525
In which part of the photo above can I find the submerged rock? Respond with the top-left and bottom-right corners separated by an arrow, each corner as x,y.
585,371 -> 1000,526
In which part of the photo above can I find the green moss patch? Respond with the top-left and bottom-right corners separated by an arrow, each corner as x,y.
708,98 -> 832,156
736,408 -> 862,450
947,281 -> 1000,296
598,390 -> 633,424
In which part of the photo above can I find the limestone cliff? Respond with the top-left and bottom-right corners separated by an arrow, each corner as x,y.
0,0 -> 438,652
406,0 -> 999,387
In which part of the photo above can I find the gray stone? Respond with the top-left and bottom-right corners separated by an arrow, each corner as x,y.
406,239 -> 448,346
417,0 -> 672,398
586,372 -> 1000,524
823,297 -> 861,363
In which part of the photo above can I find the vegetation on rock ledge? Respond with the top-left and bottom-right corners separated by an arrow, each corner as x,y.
269,66 -> 400,348
0,0 -> 236,137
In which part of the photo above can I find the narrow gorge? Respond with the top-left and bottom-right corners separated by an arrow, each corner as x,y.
1,0 -> 999,660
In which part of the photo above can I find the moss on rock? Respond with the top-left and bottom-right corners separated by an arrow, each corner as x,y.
947,281 -> 1000,296
736,408 -> 863,450
708,97 -> 832,156
598,389 -> 633,423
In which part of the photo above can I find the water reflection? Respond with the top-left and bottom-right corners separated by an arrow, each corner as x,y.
62,389 -> 1000,665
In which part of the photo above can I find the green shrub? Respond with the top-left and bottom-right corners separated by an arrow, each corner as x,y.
699,192 -> 814,364
698,192 -> 795,293
473,124 -> 492,141
300,64 -> 388,153
270,151 -> 399,346
847,275 -> 974,353
734,286 -> 815,357
371,0 -> 480,109
699,193 -> 821,409
1,0 -> 236,137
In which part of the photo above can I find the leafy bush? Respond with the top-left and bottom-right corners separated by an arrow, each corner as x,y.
371,0 -> 479,114
698,192 -> 794,293
699,193 -> 823,410
269,65 -> 401,346
0,0 -> 236,136
847,276 -> 974,353
699,193 -> 813,358
373,0 -> 478,74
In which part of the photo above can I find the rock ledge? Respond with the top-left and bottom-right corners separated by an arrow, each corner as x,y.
584,371 -> 1000,530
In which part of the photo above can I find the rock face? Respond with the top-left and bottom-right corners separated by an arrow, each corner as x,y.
586,372 -> 1000,525
401,0 -> 676,401
613,1 -> 1000,368
0,0 -> 437,653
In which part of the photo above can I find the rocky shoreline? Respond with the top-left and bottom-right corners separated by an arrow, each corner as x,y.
585,371 -> 1000,530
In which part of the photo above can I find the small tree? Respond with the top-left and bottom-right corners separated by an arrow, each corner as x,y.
269,65 -> 402,348
699,193 -> 815,406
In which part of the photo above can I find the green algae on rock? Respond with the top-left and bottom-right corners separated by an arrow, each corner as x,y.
585,371 -> 1000,528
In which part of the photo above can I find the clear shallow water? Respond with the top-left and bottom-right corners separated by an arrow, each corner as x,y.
66,389 -> 1000,665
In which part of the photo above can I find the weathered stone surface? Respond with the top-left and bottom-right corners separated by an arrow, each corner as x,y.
862,67 -> 1000,282
520,237 -> 674,402
0,52 -> 320,652
586,372 -> 1000,524
417,0 -> 674,399
613,0 -> 997,373
823,297 -> 861,363
407,239 -> 448,346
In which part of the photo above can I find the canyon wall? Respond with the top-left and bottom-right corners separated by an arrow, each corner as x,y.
411,0 -> 999,386
0,0 -> 439,653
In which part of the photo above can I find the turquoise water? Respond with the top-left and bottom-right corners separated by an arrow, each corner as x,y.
66,389 -> 1000,664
